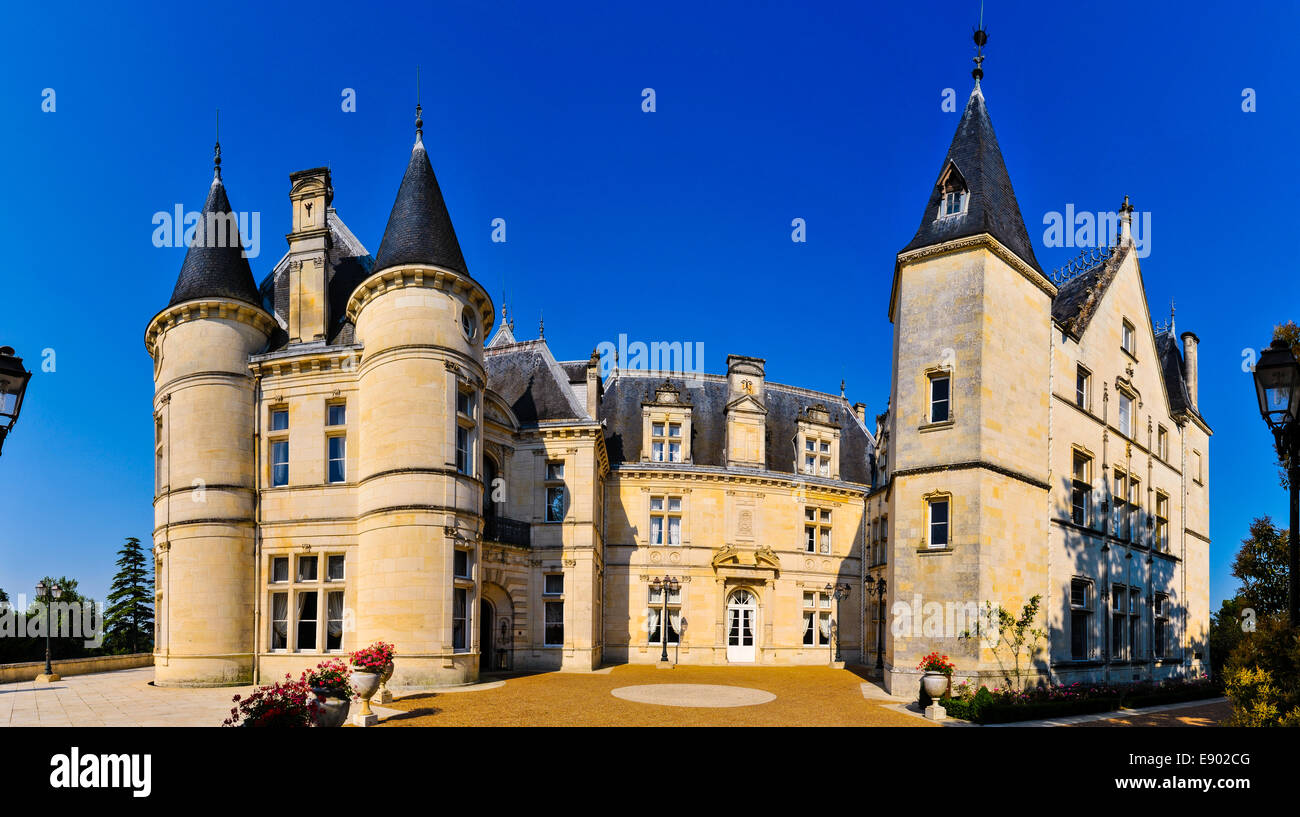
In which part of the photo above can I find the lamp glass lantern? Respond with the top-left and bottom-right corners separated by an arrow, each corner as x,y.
1254,338 -> 1300,432
0,346 -> 32,431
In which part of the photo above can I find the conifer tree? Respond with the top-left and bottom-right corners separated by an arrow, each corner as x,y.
104,537 -> 154,654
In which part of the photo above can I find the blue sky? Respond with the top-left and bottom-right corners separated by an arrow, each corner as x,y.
0,0 -> 1295,611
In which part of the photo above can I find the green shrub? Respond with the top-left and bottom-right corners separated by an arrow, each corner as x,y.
1224,618 -> 1300,727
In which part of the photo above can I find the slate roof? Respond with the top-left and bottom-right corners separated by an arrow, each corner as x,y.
169,175 -> 263,308
1050,245 -> 1130,338
601,372 -> 876,486
1155,329 -> 1204,424
901,86 -> 1041,273
484,340 -> 589,426
259,209 -> 374,352
373,139 -> 468,276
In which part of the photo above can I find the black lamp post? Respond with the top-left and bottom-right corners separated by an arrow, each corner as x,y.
864,576 -> 887,671
826,583 -> 851,663
0,347 -> 32,457
1253,337 -> 1300,625
650,576 -> 679,663
35,580 -> 63,681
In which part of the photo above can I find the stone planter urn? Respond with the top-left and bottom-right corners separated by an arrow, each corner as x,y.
310,688 -> 351,728
375,661 -> 395,705
350,670 -> 381,727
921,671 -> 949,701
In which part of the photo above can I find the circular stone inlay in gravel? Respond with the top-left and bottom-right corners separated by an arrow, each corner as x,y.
610,684 -> 776,708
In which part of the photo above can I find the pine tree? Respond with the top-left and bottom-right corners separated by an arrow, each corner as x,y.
104,537 -> 154,654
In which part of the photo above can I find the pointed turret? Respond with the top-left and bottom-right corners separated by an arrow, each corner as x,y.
168,142 -> 262,307
373,105 -> 469,276
900,44 -> 1041,273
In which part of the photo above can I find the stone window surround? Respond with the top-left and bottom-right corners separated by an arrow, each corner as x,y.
918,365 -> 955,431
796,420 -> 840,479
641,406 -> 692,464
454,379 -> 478,479
648,493 -> 686,546
921,490 -> 952,551
802,503 -> 833,554
1068,576 -> 1096,661
264,549 -> 348,655
266,403 -> 290,487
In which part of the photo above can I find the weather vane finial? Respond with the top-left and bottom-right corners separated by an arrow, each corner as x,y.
415,66 -> 424,145
213,108 -> 222,182
972,1 -> 988,84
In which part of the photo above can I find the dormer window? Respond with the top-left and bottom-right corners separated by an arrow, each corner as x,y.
941,190 -> 966,217
937,164 -> 968,219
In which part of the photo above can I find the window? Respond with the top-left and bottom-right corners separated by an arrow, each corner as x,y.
802,590 -> 833,646
802,435 -> 832,476
456,389 -> 475,477
545,462 -> 565,522
1071,451 -> 1092,526
1154,593 -> 1169,659
1122,319 -> 1135,355
326,403 -> 346,427
1111,585 -> 1141,661
1113,470 -> 1139,540
461,305 -> 477,341
1155,492 -> 1169,552
651,422 -> 683,463
1117,392 -> 1133,438
326,591 -> 343,651
1070,579 -> 1092,660
297,555 -> 318,582
544,601 -> 564,646
270,557 -> 289,584
270,592 -> 288,651
928,373 -> 951,423
543,573 -> 564,596
927,497 -> 949,548
1194,450 -> 1203,484
296,591 -> 317,651
270,409 -> 288,432
804,507 -> 832,554
650,496 -> 683,545
326,555 -> 345,582
270,440 -> 289,487
1157,425 -> 1168,461
941,189 -> 966,217
1076,366 -> 1090,410
327,435 -> 346,483
871,515 -> 888,565
647,584 -> 682,645
452,588 -> 468,652
453,549 -> 470,579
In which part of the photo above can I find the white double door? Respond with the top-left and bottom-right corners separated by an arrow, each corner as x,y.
726,590 -> 756,662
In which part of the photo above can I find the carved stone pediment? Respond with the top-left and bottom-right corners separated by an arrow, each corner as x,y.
710,545 -> 780,576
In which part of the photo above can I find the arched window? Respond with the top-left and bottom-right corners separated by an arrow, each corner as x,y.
938,163 -> 968,218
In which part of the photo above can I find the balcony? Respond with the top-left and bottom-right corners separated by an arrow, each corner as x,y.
484,516 -> 531,548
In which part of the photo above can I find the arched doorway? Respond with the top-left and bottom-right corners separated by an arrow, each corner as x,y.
726,589 -> 757,663
480,599 -> 494,673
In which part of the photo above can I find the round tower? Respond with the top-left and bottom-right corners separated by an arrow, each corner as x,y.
145,147 -> 275,686
348,109 -> 494,686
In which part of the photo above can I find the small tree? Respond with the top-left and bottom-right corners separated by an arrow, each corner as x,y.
963,595 -> 1047,691
104,537 -> 154,655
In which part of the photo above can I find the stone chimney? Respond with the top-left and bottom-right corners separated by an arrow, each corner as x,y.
1181,331 -> 1199,409
286,167 -> 334,344
724,354 -> 766,468
1118,195 -> 1134,246
585,348 -> 600,420
853,402 -> 867,426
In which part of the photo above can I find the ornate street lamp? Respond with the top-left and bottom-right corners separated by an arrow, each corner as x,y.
1253,337 -> 1300,624
0,347 -> 32,457
864,576 -> 887,671
34,580 -> 63,682
825,583 -> 851,663
650,576 -> 679,664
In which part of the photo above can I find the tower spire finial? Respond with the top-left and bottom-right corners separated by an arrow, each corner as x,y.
415,66 -> 424,146
213,108 -> 222,183
539,310 -> 544,340
972,1 -> 988,85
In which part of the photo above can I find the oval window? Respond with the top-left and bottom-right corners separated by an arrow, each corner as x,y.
461,306 -> 477,341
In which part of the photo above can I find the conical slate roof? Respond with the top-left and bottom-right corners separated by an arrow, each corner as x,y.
168,172 -> 262,307
901,86 -> 1041,272
373,138 -> 468,276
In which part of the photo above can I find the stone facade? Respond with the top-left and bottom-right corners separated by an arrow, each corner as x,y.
147,84 -> 1210,694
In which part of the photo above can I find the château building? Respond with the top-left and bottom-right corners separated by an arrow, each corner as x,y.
145,52 -> 1209,692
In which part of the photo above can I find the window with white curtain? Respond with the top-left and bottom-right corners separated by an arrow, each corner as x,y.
647,585 -> 682,645
649,496 -> 682,545
296,591 -> 317,651
802,590 -> 832,646
326,591 -> 344,651
270,592 -> 288,651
